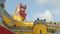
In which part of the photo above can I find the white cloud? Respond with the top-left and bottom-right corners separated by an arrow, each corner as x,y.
49,0 -> 60,6
52,8 -> 60,15
36,0 -> 60,6
33,10 -> 53,22
36,0 -> 48,5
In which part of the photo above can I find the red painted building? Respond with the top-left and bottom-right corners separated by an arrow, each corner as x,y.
0,26 -> 14,34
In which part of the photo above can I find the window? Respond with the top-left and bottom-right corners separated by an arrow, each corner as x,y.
47,28 -> 56,33
47,28 -> 51,32
51,29 -> 56,33
54,22 -> 56,24
40,30 -> 42,34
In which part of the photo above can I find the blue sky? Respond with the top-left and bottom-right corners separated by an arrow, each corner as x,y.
5,0 -> 60,21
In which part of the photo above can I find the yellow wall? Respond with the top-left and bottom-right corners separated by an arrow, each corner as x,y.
47,26 -> 57,29
15,32 -> 20,34
15,24 -> 47,34
12,15 -> 22,21
22,31 -> 32,34
15,31 -> 33,34
33,24 -> 47,34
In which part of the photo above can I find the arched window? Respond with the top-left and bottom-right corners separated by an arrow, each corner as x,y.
47,28 -> 51,32
51,29 -> 56,33
47,28 -> 56,33
40,30 -> 42,34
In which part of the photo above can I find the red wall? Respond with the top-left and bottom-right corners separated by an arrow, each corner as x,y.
0,26 -> 15,34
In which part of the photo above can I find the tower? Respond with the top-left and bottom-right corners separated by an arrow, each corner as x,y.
15,2 -> 27,21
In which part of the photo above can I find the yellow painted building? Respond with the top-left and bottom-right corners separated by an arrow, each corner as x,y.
0,0 -> 60,34
2,14 -> 47,34
2,14 -> 60,34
